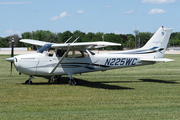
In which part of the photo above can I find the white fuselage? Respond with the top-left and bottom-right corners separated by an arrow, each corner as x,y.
13,50 -> 154,76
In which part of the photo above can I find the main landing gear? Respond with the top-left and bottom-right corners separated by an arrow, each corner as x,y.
69,78 -> 78,86
68,73 -> 78,86
25,76 -> 33,84
48,75 -> 61,83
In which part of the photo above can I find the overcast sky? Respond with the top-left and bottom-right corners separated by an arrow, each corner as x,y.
0,0 -> 180,37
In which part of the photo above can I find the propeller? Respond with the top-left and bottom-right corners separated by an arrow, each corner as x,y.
5,38 -> 15,76
10,38 -> 14,75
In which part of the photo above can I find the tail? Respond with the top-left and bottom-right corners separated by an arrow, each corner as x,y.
141,26 -> 173,58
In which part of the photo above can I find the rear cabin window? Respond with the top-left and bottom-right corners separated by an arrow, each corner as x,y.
75,51 -> 89,58
66,51 -> 73,58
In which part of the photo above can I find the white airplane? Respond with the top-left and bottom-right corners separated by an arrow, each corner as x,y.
6,26 -> 173,85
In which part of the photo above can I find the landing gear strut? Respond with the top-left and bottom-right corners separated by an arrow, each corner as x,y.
25,76 -> 33,84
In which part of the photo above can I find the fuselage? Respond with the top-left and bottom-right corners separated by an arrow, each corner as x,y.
13,50 -> 154,76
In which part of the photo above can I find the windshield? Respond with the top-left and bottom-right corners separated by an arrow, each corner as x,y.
37,44 -> 53,53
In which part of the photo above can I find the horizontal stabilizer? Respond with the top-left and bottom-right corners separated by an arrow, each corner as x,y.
140,58 -> 174,62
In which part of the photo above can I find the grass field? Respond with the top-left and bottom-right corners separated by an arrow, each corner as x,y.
0,54 -> 180,119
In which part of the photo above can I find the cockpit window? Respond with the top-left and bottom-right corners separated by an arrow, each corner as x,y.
56,50 -> 66,57
37,44 -> 53,53
37,44 -> 55,57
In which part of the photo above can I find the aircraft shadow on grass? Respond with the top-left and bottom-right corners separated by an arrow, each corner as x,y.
22,77 -> 134,90
139,79 -> 179,84
21,78 -> 179,90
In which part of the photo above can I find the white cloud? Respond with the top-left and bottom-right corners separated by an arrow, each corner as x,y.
77,10 -> 84,14
142,0 -> 177,4
49,12 -> 69,21
60,12 -> 68,18
148,9 -> 166,14
0,2 -> 30,5
106,5 -> 112,8
1,29 -> 21,37
122,9 -> 135,14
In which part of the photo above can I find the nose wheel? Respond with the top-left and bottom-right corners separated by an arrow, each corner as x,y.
25,76 -> 33,84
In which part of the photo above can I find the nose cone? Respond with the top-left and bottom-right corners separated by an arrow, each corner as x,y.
6,57 -> 14,63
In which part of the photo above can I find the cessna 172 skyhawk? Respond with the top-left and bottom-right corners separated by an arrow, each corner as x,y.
6,26 -> 173,85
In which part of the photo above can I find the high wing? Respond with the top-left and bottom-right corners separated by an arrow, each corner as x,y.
20,39 -> 121,50
20,39 -> 54,46
51,41 -> 121,50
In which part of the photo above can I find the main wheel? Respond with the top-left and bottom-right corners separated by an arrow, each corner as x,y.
49,76 -> 61,83
69,79 -> 78,86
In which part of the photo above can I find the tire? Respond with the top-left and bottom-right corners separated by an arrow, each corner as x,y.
51,76 -> 57,82
50,76 -> 61,83
69,79 -> 78,86
69,79 -> 73,85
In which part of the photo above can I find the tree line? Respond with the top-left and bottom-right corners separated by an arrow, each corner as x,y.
0,30 -> 180,50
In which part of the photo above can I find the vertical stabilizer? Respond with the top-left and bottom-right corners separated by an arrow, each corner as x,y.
142,26 -> 173,58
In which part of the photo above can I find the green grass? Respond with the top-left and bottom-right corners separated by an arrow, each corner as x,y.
0,54 -> 180,119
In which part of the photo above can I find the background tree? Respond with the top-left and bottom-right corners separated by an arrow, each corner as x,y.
61,31 -> 73,43
0,37 -> 9,47
9,34 -> 20,47
125,34 -> 135,49
137,32 -> 153,47
2,29 -> 177,49
73,30 -> 86,43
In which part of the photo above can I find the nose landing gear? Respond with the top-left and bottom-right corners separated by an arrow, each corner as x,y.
25,76 -> 33,84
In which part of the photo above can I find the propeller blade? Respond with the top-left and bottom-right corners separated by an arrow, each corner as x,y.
10,38 -> 14,76
11,39 -> 14,57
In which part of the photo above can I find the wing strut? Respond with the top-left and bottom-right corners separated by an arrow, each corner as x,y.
49,47 -> 70,74
72,36 -> 80,43
64,36 -> 72,43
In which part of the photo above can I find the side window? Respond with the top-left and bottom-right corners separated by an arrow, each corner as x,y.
75,51 -> 83,58
83,51 -> 89,57
75,51 -> 89,58
48,48 -> 55,57
88,50 -> 95,55
66,51 -> 73,58
56,50 -> 66,57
